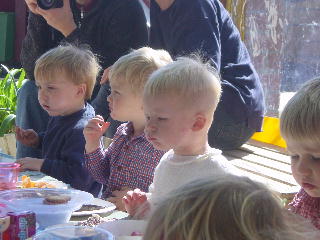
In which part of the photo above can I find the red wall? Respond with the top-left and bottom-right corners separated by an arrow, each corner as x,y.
0,0 -> 15,12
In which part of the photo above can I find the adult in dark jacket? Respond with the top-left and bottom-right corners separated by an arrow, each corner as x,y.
16,0 -> 148,158
149,0 -> 265,150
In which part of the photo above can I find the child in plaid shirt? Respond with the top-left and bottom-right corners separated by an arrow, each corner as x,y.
280,77 -> 320,230
84,47 -> 172,210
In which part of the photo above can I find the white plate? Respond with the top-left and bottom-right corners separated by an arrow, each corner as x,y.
72,198 -> 116,216
97,220 -> 146,237
0,188 -> 93,229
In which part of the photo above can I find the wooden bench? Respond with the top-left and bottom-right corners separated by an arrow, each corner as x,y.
224,141 -> 299,202
103,136 -> 299,202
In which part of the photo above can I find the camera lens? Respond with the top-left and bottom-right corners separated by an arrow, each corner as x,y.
37,0 -> 54,10
37,0 -> 63,10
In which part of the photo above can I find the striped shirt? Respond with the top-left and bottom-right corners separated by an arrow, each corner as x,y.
289,188 -> 320,229
84,122 -> 165,197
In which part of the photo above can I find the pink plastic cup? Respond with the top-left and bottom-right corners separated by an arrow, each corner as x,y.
0,163 -> 20,190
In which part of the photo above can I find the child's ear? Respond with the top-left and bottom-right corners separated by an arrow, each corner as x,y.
192,114 -> 206,131
77,84 -> 87,97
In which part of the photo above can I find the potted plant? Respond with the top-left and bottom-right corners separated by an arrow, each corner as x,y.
0,64 -> 26,156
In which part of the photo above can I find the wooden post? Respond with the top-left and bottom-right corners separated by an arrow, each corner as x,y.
220,0 -> 227,7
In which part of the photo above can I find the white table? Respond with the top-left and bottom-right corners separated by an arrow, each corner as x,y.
20,170 -> 128,222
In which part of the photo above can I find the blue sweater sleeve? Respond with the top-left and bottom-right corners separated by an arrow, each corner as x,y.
173,1 -> 222,70
40,128 -> 97,192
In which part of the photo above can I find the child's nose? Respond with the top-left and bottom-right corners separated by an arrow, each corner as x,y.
38,89 -> 47,101
145,120 -> 156,132
107,94 -> 112,103
296,158 -> 312,176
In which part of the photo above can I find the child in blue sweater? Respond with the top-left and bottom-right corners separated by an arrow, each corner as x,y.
16,45 -> 102,196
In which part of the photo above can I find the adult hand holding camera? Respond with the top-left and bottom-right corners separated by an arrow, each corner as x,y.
25,0 -> 77,37
25,0 -> 41,14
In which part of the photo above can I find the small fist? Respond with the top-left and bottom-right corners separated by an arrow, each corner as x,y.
16,157 -> 44,171
84,115 -> 110,153
15,126 -> 39,147
123,189 -> 149,218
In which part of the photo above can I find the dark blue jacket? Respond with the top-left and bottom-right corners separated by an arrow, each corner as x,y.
40,103 -> 101,196
150,0 -> 264,130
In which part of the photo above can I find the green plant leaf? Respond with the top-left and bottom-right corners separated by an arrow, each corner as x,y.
0,95 -> 13,109
0,72 -> 9,89
17,69 -> 26,89
21,79 -> 28,88
1,65 -> 19,94
0,65 -> 26,135
0,64 -> 10,74
0,114 -> 15,137
9,68 -> 20,76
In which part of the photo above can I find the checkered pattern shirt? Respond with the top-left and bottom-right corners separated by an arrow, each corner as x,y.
289,188 -> 320,229
84,122 -> 165,198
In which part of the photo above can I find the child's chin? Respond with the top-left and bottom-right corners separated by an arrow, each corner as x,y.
152,142 -> 168,151
304,189 -> 320,198
46,111 -> 59,117
110,112 -> 122,121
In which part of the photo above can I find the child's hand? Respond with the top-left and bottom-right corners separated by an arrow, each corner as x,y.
107,186 -> 132,211
15,126 -> 39,147
16,157 -> 44,171
123,189 -> 149,218
83,115 -> 110,153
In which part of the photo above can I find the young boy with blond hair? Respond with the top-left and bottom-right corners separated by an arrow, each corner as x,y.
280,77 -> 320,229
83,47 -> 172,208
16,44 -> 102,196
123,56 -> 240,216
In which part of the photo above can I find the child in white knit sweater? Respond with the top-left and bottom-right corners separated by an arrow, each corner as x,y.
123,56 -> 240,217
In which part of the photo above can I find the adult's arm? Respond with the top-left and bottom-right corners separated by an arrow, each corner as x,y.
176,3 -> 221,70
150,0 -> 222,70
150,0 -> 264,127
20,13 -> 52,80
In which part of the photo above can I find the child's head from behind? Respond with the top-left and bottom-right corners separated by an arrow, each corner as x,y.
34,44 -> 100,116
144,175 -> 311,240
107,47 -> 172,122
280,78 -> 320,197
143,56 -> 221,153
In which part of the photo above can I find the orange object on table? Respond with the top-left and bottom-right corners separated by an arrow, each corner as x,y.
20,175 -> 55,188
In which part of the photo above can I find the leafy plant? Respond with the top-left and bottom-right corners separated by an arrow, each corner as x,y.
0,64 -> 26,137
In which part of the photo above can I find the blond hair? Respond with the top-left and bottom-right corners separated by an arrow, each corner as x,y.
144,175 -> 316,240
108,47 -> 172,95
144,56 -> 221,113
280,77 -> 320,144
34,44 -> 100,100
